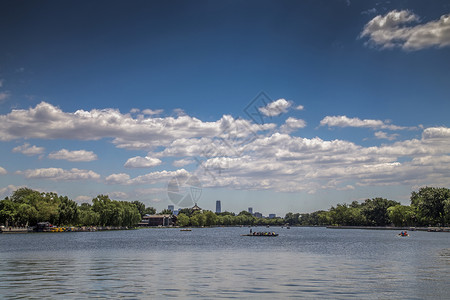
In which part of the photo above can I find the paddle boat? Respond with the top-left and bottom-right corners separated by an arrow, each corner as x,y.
241,232 -> 278,237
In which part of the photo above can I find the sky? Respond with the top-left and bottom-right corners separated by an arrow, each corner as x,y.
1,0 -> 449,216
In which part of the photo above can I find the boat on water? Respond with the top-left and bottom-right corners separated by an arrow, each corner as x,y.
242,232 -> 278,237
398,231 -> 409,237
180,229 -> 192,231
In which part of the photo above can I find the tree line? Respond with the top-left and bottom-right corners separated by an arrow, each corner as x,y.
284,187 -> 450,227
0,188 -> 156,228
1,186 -> 449,228
175,209 -> 284,227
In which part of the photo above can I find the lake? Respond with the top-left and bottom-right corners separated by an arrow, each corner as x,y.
0,227 -> 449,299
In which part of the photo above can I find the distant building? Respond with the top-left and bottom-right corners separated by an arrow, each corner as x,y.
192,203 -> 202,212
248,207 -> 253,214
173,209 -> 179,216
168,205 -> 174,212
216,200 -> 221,213
268,214 -> 276,219
253,212 -> 262,218
139,215 -> 173,227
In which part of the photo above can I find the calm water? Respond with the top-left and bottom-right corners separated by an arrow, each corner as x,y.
0,227 -> 449,299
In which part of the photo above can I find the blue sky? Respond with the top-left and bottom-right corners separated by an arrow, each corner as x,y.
1,0 -> 449,216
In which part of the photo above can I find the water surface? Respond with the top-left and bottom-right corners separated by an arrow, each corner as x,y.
1,227 -> 449,299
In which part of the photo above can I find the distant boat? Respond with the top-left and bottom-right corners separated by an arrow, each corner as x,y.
242,232 -> 278,237
180,229 -> 192,231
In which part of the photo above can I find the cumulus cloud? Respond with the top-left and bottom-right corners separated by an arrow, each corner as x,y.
124,156 -> 162,168
360,10 -> 450,50
188,125 -> 450,193
0,166 -> 7,175
105,173 -> 131,185
374,131 -> 399,141
142,108 -> 164,115
48,149 -> 98,162
106,169 -> 189,185
280,117 -> 307,133
173,158 -> 195,167
16,168 -> 100,181
0,185 -> 23,198
1,102 -> 449,195
12,143 -> 45,156
422,126 -> 450,140
258,99 -> 292,117
320,115 -> 415,130
0,102 -> 275,151
294,105 -> 304,111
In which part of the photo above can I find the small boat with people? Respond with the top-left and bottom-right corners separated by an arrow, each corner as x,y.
242,231 -> 278,237
398,231 -> 409,237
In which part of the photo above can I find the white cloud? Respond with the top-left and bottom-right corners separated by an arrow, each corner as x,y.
422,127 -> 450,140
106,169 -> 189,185
109,191 -> 129,199
48,149 -> 98,162
135,187 -> 166,196
0,166 -> 7,175
0,102 -> 275,151
124,156 -> 162,168
16,168 -> 100,181
280,117 -> 307,133
1,102 -> 449,195
320,115 -> 415,130
294,105 -> 304,111
142,108 -> 164,115
360,10 -> 450,50
361,8 -> 377,15
258,99 -> 292,117
172,158 -> 195,167
374,131 -> 399,141
12,143 -> 45,156
105,173 -> 131,185
0,185 -> 23,198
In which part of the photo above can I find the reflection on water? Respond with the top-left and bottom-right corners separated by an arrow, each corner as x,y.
0,227 -> 449,299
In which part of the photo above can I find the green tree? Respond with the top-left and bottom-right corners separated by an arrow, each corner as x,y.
144,206 -> 156,215
411,187 -> 450,226
57,196 -> 79,226
204,210 -> 218,226
388,205 -> 415,227
131,201 -> 146,217
190,212 -> 205,227
176,213 -> 190,227
178,208 -> 194,217
159,209 -> 173,215
362,198 -> 399,226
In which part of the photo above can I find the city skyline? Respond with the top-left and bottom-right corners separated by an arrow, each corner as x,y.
1,0 -> 449,216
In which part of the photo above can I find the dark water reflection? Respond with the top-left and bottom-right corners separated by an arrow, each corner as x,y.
1,227 -> 449,299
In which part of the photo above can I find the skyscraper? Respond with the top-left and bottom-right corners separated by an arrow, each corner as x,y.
168,205 -> 174,212
216,200 -> 221,213
248,207 -> 253,214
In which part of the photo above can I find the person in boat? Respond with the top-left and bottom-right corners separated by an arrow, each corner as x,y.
250,228 -> 252,234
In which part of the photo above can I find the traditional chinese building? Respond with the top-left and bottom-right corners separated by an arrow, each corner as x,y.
139,214 -> 174,226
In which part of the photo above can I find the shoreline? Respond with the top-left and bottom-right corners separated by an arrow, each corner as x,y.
326,226 -> 450,232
